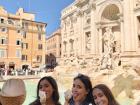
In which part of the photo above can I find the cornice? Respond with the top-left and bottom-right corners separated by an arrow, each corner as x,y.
75,0 -> 89,7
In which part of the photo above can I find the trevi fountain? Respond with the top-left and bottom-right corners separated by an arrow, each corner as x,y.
0,0 -> 140,105
51,0 -> 140,105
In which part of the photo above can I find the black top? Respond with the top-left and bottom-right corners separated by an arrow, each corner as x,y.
69,98 -> 94,105
29,99 -> 61,105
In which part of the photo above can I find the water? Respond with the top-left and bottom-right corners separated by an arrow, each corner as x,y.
23,79 -> 38,105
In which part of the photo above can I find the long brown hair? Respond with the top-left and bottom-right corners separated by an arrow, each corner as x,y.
30,76 -> 61,105
92,84 -> 119,105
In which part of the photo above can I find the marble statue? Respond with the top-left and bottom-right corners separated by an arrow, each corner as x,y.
86,32 -> 91,51
100,27 -> 115,70
103,27 -> 115,53
112,73 -> 134,99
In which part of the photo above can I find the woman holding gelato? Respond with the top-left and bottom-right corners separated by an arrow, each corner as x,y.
30,76 -> 61,105
64,74 -> 94,105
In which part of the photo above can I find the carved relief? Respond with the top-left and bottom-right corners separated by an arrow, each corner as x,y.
76,9 -> 84,17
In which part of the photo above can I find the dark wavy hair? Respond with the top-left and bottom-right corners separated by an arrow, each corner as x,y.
69,73 -> 93,105
92,84 -> 119,105
30,76 -> 61,105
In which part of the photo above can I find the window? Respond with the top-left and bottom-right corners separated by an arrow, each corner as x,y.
16,40 -> 21,45
22,31 -> 26,38
17,30 -> 21,34
38,34 -> 42,40
22,55 -> 27,61
64,41 -> 67,52
70,39 -> 74,51
37,55 -> 42,62
0,18 -> 4,23
25,43 -> 28,49
16,49 -> 21,58
0,49 -> 6,58
0,38 -> 7,44
22,22 -> 28,29
37,25 -> 43,31
22,43 -> 28,49
1,27 -> 7,33
8,19 -> 14,25
38,44 -> 43,50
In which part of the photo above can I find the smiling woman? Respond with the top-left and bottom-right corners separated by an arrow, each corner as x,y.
29,76 -> 61,105
92,84 -> 119,105
64,74 -> 93,105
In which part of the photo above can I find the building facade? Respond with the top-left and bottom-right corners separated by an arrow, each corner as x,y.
61,0 -> 140,68
0,7 -> 46,69
45,28 -> 61,68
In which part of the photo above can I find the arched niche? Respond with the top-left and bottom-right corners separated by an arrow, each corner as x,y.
98,3 -> 122,68
101,4 -> 120,22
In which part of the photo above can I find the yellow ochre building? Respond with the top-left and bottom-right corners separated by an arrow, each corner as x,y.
0,7 -> 46,70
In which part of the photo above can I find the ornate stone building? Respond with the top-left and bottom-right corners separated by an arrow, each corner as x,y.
61,0 -> 140,68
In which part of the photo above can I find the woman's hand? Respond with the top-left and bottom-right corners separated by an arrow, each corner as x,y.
64,89 -> 72,104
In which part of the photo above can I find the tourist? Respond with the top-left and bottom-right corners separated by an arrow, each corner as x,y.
64,73 -> 93,105
0,78 -> 26,105
30,76 -> 61,105
92,84 -> 119,105
137,101 -> 140,105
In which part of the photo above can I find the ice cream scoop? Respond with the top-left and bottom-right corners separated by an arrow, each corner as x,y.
64,89 -> 72,101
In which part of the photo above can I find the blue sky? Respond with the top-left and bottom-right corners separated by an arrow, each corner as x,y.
0,0 -> 74,36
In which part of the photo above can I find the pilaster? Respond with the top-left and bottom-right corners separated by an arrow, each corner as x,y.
90,1 -> 97,55
123,0 -> 136,52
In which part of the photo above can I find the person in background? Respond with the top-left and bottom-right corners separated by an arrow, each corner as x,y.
0,78 -> 26,105
92,84 -> 119,105
137,101 -> 140,105
30,76 -> 61,105
64,73 -> 94,105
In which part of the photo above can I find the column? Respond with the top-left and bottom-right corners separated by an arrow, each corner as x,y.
120,15 -> 125,53
90,1 -> 97,55
76,9 -> 84,56
123,0 -> 136,52
98,27 -> 103,55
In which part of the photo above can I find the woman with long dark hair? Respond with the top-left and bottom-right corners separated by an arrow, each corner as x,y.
92,84 -> 119,105
65,73 -> 94,105
30,76 -> 61,105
